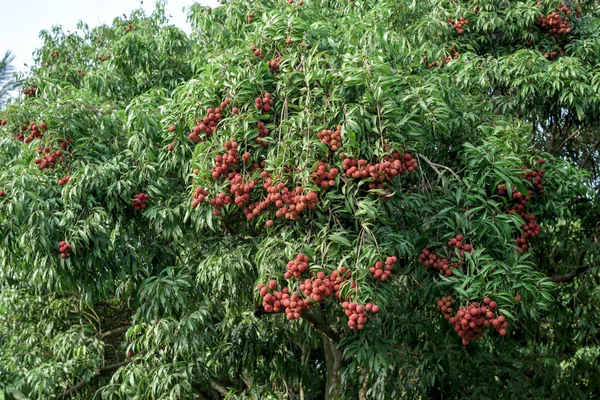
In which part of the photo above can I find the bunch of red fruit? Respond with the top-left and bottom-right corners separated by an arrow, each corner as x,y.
34,148 -> 64,170
255,92 -> 273,112
536,5 -> 572,38
341,302 -> 378,330
300,271 -> 335,302
267,55 -> 282,71
439,297 -> 508,345
369,256 -> 397,280
58,241 -> 73,258
250,44 -> 265,59
0,119 -> 7,126
16,122 -> 47,143
57,175 -> 71,186
228,172 -> 256,208
189,100 -> 230,142
448,17 -> 469,34
418,248 -> 452,276
191,187 -> 209,208
419,235 -> 471,277
23,87 -> 37,97
317,126 -> 342,151
59,138 -> 73,150
256,121 -> 269,147
247,12 -> 254,23
285,253 -> 310,279
343,151 -> 417,183
209,192 -> 234,216
312,161 -> 339,189
447,234 -> 471,258
523,161 -> 545,194
132,193 -> 149,211
76,68 -> 86,77
0,190 -> 5,197
211,140 -> 239,179
516,213 -> 541,252
260,177 -> 319,220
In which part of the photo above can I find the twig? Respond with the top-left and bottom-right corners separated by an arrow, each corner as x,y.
418,154 -> 462,184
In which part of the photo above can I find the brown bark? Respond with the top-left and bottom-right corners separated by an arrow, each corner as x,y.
550,264 -> 594,283
358,374 -> 369,400
323,337 -> 343,400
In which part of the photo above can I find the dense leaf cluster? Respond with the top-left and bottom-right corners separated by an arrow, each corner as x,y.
0,0 -> 599,399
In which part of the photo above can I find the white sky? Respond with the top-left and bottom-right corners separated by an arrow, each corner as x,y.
0,0 -> 219,74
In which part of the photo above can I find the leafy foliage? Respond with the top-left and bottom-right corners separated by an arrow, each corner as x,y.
0,0 -> 599,399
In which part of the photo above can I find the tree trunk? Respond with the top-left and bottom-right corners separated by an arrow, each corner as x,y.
323,337 -> 343,400
358,374 -> 369,400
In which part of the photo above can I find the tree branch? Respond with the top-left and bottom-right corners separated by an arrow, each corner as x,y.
417,154 -> 462,184
99,325 -> 130,339
210,378 -> 229,396
301,311 -> 341,342
549,264 -> 594,283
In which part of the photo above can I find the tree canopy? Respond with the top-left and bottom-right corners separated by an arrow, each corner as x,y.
0,0 -> 599,399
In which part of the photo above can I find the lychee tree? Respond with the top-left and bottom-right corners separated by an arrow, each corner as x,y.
0,0 -> 599,399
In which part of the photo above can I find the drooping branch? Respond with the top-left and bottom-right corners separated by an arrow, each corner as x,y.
549,264 -> 594,283
301,311 -> 341,342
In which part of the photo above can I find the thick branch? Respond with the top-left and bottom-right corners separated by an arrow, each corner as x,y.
210,379 -> 229,396
99,325 -> 130,339
549,264 -> 594,283
301,311 -> 341,342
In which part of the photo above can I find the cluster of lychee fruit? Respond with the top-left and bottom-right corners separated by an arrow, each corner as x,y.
516,213 -> 541,252
34,148 -> 64,170
0,119 -> 6,126
288,0 -> 304,5
256,121 -> 270,147
536,4 -> 572,38
419,234 -> 471,277
523,161 -> 545,194
285,253 -> 310,279
267,55 -> 282,71
312,161 -> 339,188
132,193 -> 149,211
342,151 -> 418,186
255,92 -> 274,112
342,302 -> 379,330
428,46 -> 460,68
188,99 -> 230,142
58,241 -> 73,258
317,125 -> 342,151
447,16 -> 469,34
247,12 -> 254,23
76,68 -> 86,77
369,256 -> 397,280
250,44 -> 264,59
23,87 -> 37,97
300,271 -> 336,302
438,296 -> 508,345
211,140 -> 239,179
15,121 -> 47,143
58,175 -> 71,186
191,186 -> 209,208
0,190 -> 5,197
